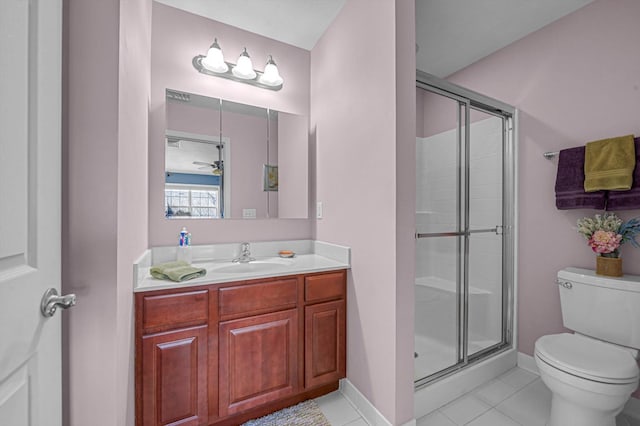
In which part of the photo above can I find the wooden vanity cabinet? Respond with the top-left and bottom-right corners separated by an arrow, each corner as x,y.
217,277 -> 300,417
136,289 -> 211,426
135,270 -> 346,426
219,308 -> 299,417
141,326 -> 208,426
304,272 -> 347,389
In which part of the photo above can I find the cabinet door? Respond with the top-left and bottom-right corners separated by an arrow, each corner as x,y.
141,326 -> 208,426
219,309 -> 298,417
305,300 -> 346,388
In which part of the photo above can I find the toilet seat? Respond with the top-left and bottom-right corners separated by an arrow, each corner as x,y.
535,333 -> 639,384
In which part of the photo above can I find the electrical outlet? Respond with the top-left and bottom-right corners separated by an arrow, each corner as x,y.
242,208 -> 256,219
316,201 -> 323,219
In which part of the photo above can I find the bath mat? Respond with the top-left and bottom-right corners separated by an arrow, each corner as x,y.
242,400 -> 331,426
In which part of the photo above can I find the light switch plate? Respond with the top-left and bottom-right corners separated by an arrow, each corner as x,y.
316,201 -> 323,219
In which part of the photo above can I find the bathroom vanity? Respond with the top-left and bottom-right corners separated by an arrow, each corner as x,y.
135,267 -> 346,426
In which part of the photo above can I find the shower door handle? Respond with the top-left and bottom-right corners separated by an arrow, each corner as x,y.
468,227 -> 500,235
416,226 -> 501,239
416,231 -> 467,238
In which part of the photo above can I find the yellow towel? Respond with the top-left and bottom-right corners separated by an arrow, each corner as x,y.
584,134 -> 636,192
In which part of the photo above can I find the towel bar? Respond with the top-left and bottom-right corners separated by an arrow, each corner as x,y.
543,151 -> 559,159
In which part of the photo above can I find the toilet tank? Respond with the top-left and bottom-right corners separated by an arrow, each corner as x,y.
558,268 -> 640,349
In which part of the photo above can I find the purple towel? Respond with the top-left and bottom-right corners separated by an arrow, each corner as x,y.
606,137 -> 640,211
555,146 -> 606,210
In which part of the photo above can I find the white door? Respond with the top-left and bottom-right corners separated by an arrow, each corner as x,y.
0,0 -> 66,425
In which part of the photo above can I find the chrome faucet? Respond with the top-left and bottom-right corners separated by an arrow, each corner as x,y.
232,242 -> 255,263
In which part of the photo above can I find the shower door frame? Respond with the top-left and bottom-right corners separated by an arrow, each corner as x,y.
415,71 -> 517,389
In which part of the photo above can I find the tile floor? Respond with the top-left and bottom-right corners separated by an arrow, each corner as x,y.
315,391 -> 368,426
315,367 -> 640,426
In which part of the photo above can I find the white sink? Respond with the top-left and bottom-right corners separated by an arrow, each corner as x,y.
210,258 -> 294,274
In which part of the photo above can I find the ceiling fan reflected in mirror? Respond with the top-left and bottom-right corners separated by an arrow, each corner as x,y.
193,160 -> 224,175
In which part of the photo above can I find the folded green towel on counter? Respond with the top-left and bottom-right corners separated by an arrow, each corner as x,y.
150,260 -> 206,282
584,134 -> 636,192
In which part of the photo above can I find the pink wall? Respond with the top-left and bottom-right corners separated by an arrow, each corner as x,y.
116,0 -> 151,423
446,0 -> 640,361
62,0 -> 150,424
166,100 -> 221,135
224,110 -> 273,218
417,87 -> 496,138
63,0 -> 119,424
417,88 -> 460,138
278,113 -> 309,218
150,3 -> 311,244
394,0 -> 417,421
311,0 -> 414,423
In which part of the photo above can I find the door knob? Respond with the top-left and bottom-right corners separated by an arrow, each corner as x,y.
41,288 -> 76,317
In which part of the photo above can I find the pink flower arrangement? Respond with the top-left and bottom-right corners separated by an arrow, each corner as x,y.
577,213 -> 640,258
587,230 -> 622,255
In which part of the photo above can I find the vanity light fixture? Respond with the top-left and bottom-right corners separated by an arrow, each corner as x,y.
232,48 -> 257,79
201,38 -> 228,73
259,56 -> 284,87
193,38 -> 284,91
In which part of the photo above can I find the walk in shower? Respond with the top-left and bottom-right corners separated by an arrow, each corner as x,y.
414,72 -> 516,390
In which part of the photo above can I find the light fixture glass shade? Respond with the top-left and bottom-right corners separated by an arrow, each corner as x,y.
232,48 -> 257,80
201,38 -> 228,73
259,55 -> 284,87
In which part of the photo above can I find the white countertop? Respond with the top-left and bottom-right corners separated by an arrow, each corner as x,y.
133,240 -> 350,293
135,254 -> 349,292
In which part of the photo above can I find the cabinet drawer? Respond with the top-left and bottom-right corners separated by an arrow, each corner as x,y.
305,271 -> 346,303
219,278 -> 298,319
142,290 -> 208,333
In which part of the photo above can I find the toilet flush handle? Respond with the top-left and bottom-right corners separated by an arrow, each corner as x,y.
556,279 -> 573,289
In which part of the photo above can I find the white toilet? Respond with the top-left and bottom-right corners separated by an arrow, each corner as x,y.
535,268 -> 640,426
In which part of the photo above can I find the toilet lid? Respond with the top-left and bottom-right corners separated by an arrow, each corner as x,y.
535,333 -> 639,384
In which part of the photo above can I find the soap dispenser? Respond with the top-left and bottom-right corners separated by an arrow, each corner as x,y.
177,226 -> 192,264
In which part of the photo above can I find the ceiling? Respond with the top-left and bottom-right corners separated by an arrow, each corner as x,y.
154,0 -> 346,50
416,0 -> 595,77
155,0 -> 594,77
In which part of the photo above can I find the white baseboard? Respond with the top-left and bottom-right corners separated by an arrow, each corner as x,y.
340,379 -> 416,426
516,351 -> 538,375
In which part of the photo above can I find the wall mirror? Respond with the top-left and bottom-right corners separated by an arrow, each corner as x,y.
164,89 -> 308,219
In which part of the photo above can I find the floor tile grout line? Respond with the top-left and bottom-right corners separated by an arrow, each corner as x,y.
459,405 -> 493,426
461,408 -> 524,426
417,368 -> 543,426
488,407 -> 525,426
440,396 -> 492,426
472,380 -> 520,409
336,390 -> 370,425
316,391 -> 368,426
492,379 -> 546,426
442,368 -> 526,410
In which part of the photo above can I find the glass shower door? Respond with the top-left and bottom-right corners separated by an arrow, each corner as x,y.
467,109 -> 505,358
415,87 -> 467,381
415,76 -> 514,387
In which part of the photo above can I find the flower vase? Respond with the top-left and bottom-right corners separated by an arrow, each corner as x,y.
596,255 -> 622,277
